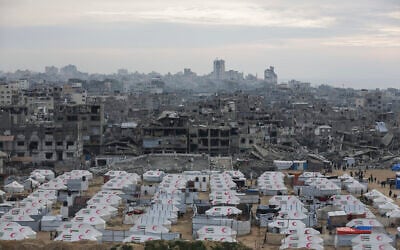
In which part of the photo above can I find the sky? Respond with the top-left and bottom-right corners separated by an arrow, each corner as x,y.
0,0 -> 399,88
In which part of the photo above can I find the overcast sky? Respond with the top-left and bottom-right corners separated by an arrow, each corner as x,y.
0,0 -> 399,88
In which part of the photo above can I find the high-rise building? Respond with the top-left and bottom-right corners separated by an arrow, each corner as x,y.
264,66 -> 277,85
213,59 -> 225,80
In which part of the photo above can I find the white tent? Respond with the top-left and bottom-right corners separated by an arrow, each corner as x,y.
71,215 -> 106,230
29,172 -> 46,183
54,231 -> 98,242
4,181 -> 24,193
346,219 -> 383,228
282,227 -> 321,235
31,169 -> 55,180
87,194 -> 121,207
0,214 -> 34,222
205,206 -> 242,216
274,160 -> 293,170
8,207 -> 40,216
280,242 -> 324,250
70,170 -> 93,180
351,233 -> 393,245
277,210 -> 308,220
378,202 -> 399,215
386,209 -> 400,218
352,243 -> 395,250
282,234 -> 323,244
39,181 -> 67,190
129,224 -> 169,234
135,215 -> 172,229
122,234 -> 160,243
373,196 -> 393,208
0,222 -> 36,240
145,210 -> 178,224
346,181 -> 367,195
197,226 -> 237,238
197,235 -> 236,242
76,208 -> 112,221
57,222 -> 100,237
0,222 -> 36,238
364,189 -> 384,200
268,220 -> 306,233
24,178 -> 40,190
143,170 -> 164,182
86,204 -> 118,217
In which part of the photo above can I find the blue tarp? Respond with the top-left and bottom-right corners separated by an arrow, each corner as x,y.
396,178 -> 400,190
392,164 -> 400,171
354,225 -> 372,230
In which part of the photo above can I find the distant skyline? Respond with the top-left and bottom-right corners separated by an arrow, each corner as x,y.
0,0 -> 399,88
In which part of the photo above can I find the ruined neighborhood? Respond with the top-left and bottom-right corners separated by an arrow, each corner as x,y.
0,61 -> 399,250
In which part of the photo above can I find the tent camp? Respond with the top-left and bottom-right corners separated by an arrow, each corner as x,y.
4,181 -> 24,193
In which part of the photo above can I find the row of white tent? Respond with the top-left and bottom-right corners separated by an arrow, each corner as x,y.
2,169 -> 55,193
38,169 -> 93,191
123,173 -> 186,243
363,189 -> 400,222
0,170 -> 60,241
258,171 -> 287,196
55,171 -> 129,242
209,172 -> 239,205
267,195 -> 311,235
0,221 -> 36,240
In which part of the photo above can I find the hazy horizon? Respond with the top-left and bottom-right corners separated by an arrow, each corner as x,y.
1,0 -> 399,89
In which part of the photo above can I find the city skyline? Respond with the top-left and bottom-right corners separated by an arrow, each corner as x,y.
0,0 -> 399,88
